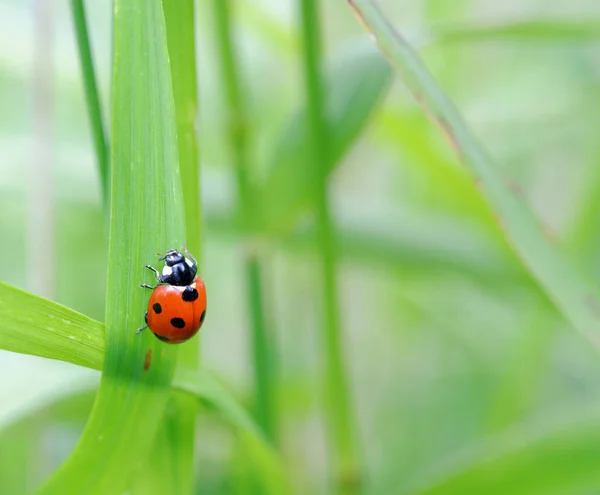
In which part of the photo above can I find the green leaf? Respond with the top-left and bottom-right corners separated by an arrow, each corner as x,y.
404,406 -> 600,495
0,282 -> 103,371
39,0 -> 184,493
346,0 -> 600,351
259,42 -> 393,234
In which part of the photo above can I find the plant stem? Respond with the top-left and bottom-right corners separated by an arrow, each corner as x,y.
298,0 -> 361,491
212,0 -> 277,442
31,0 -> 54,300
70,0 -> 110,208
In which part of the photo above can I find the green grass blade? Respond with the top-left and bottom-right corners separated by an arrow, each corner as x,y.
70,0 -> 109,207
163,0 -> 201,267
260,42 -> 392,234
211,0 -> 277,443
162,2 -> 201,492
0,290 -> 285,494
346,0 -> 600,349
299,0 -> 361,491
420,20 -> 600,46
404,406 -> 600,495
174,369 -> 289,494
39,0 -> 184,493
0,282 -> 104,370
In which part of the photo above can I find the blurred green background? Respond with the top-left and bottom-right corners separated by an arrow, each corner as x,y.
3,0 -> 600,493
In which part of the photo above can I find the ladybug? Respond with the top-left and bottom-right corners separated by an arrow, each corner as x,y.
136,248 -> 207,344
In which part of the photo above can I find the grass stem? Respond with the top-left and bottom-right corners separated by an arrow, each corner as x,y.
299,0 -> 361,491
70,0 -> 110,208
212,0 -> 277,442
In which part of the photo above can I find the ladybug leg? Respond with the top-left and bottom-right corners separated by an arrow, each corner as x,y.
136,312 -> 149,334
145,265 -> 162,282
140,284 -> 155,290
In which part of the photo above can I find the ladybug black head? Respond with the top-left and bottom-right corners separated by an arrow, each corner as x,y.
160,249 -> 185,267
159,249 -> 197,286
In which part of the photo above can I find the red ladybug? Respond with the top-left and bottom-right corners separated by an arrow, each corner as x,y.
137,248 -> 207,344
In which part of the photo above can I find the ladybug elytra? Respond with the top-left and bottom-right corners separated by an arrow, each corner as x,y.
137,248 -> 207,344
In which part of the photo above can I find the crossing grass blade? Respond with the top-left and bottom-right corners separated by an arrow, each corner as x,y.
39,1 -> 184,493
345,0 -> 600,350
259,43 -> 392,234
0,281 -> 104,370
0,282 -> 285,492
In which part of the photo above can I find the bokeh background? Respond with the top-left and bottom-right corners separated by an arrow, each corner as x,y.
3,0 -> 600,493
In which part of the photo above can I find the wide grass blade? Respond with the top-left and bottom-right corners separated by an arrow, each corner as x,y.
260,42 -> 392,235
0,282 -> 103,370
39,0 -> 184,493
0,282 -> 284,492
346,0 -> 600,349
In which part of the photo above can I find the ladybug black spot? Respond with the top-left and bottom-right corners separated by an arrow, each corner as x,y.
182,286 -> 198,302
170,317 -> 185,329
154,333 -> 170,342
152,303 -> 162,314
200,310 -> 206,324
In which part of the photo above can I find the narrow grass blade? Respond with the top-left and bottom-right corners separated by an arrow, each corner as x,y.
70,0 -> 109,207
174,369 -> 289,494
260,42 -> 392,235
162,2 -> 202,492
404,406 -> 600,495
211,0 -> 277,443
299,0 -> 361,491
39,0 -> 184,493
346,0 -> 600,349
420,20 -> 600,46
0,282 -> 103,370
163,0 -> 201,266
